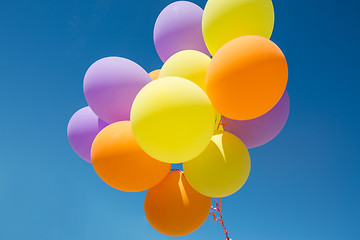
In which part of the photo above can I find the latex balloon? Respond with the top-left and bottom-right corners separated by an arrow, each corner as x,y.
67,106 -> 108,163
224,90 -> 290,148
83,57 -> 151,123
91,121 -> 171,192
206,35 -> 288,120
144,171 -> 211,236
202,0 -> 274,55
183,131 -> 251,198
130,77 -> 215,163
159,50 -> 211,92
149,69 -> 161,80
154,1 -> 210,62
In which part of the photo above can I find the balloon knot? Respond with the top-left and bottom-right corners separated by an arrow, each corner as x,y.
217,115 -> 228,130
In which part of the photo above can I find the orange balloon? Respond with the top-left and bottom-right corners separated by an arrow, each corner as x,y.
91,121 -> 171,192
149,69 -> 161,80
144,171 -> 211,236
206,35 -> 288,120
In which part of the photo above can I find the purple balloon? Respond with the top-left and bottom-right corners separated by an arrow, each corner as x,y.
67,106 -> 108,163
154,1 -> 210,62
83,57 -> 152,123
223,90 -> 290,149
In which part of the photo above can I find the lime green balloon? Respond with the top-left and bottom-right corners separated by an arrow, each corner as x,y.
202,0 -> 275,55
130,77 -> 215,163
183,131 -> 251,198
159,50 -> 211,92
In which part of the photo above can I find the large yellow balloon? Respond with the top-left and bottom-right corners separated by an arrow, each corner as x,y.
183,131 -> 251,198
159,50 -> 211,92
130,77 -> 215,163
202,0 -> 275,55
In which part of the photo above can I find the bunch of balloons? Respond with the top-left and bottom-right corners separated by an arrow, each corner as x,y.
67,0 -> 289,237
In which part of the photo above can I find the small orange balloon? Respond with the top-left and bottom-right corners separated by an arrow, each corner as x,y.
144,171 -> 211,236
91,121 -> 171,192
149,69 -> 161,80
206,35 -> 288,120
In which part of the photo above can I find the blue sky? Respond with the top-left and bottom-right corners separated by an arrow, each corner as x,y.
0,0 -> 359,239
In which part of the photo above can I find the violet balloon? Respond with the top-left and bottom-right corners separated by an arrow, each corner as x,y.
223,90 -> 290,149
67,107 -> 108,163
154,1 -> 210,62
83,57 -> 152,123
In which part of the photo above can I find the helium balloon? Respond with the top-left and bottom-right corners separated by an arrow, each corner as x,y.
144,171 -> 211,236
224,90 -> 290,148
183,131 -> 251,198
91,121 -> 171,192
206,35 -> 288,120
149,69 -> 161,80
202,0 -> 275,55
159,50 -> 211,92
83,57 -> 151,123
67,106 -> 108,163
130,77 -> 215,163
154,1 -> 210,62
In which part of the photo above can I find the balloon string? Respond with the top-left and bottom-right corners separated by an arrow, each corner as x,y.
217,115 -> 228,130
209,198 -> 231,240
173,169 -> 230,238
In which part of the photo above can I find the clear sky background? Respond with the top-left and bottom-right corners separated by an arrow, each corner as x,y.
0,0 -> 359,239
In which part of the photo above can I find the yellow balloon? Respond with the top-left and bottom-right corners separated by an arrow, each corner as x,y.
159,50 -> 211,92
130,77 -> 215,163
202,0 -> 275,55
183,131 -> 251,198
